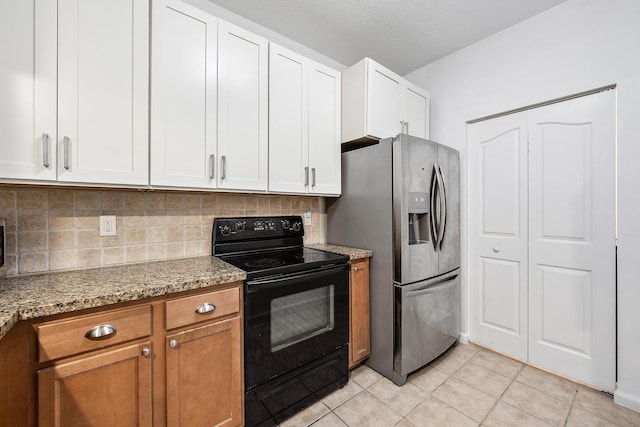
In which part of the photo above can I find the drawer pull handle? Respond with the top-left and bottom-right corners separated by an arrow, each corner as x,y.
169,339 -> 178,348
84,324 -> 117,341
195,302 -> 216,314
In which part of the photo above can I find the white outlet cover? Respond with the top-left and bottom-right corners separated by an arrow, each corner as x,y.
99,215 -> 117,237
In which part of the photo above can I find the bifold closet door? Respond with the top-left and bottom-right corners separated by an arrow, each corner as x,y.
468,89 -> 616,392
468,113 -> 529,361
528,90 -> 615,392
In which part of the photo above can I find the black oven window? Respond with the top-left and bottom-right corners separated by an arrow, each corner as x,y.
270,285 -> 335,351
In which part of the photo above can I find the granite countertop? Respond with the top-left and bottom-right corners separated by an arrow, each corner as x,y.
307,244 -> 373,260
0,256 -> 246,340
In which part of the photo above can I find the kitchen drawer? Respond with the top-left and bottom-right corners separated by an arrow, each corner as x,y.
36,306 -> 152,363
165,287 -> 240,330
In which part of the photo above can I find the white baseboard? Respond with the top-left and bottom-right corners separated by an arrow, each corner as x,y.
458,333 -> 470,345
615,389 -> 640,413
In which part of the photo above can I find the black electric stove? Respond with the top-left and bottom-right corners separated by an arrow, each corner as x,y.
212,216 -> 350,427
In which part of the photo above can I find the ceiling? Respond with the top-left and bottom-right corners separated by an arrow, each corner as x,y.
208,0 -> 567,75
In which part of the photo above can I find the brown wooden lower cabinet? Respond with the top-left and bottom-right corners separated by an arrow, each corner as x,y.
38,342 -> 153,427
166,317 -> 242,427
349,258 -> 371,368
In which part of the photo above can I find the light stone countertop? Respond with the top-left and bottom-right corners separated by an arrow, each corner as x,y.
306,244 -> 373,260
0,256 -> 246,340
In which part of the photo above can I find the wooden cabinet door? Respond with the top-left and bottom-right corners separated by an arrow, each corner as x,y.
366,60 -> 402,140
349,258 -> 370,367
166,317 -> 242,427
150,0 -> 217,189
57,0 -> 149,186
217,20 -> 268,192
403,82 -> 430,139
38,342 -> 152,427
0,0 -> 57,181
309,61 -> 341,196
268,43 -> 308,194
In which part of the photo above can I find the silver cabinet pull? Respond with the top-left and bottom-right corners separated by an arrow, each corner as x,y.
400,120 -> 405,133
141,347 -> 151,358
63,136 -> 70,170
209,154 -> 215,180
352,266 -> 359,272
220,155 -> 226,180
84,324 -> 117,341
405,121 -> 410,135
311,168 -> 316,187
42,133 -> 50,168
304,167 -> 309,186
169,339 -> 178,348
195,302 -> 216,314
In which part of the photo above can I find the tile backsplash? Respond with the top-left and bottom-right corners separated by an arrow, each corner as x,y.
0,187 -> 321,276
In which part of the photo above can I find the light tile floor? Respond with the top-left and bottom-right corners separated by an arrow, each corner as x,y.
279,343 -> 640,427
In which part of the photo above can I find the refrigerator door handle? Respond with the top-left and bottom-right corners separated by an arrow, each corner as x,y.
437,164 -> 447,249
430,164 -> 439,250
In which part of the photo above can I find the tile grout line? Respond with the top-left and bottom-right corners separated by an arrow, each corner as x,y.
477,362 -> 525,426
562,385 -> 579,427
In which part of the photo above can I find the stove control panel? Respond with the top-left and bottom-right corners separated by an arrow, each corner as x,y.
213,216 -> 304,242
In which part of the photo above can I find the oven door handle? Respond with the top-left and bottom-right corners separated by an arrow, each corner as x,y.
246,264 -> 349,293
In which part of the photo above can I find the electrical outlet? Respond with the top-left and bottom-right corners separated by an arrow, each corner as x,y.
99,215 -> 117,237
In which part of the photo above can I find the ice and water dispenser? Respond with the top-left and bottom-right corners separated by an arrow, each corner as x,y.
408,192 -> 430,245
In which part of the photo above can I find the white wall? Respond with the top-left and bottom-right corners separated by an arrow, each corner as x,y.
405,0 -> 640,410
184,0 -> 346,71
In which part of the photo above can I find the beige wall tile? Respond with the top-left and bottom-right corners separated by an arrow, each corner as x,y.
145,193 -> 166,210
101,192 -> 125,210
125,228 -> 146,245
167,226 -> 184,242
125,192 -> 145,210
202,194 -> 216,210
184,225 -> 201,241
147,226 -> 168,244
50,231 -> 76,250
147,243 -> 167,260
48,190 -> 75,209
0,189 -> 17,209
75,211 -> 99,229
77,248 -> 102,268
49,210 -> 75,230
19,252 -> 48,273
100,232 -> 124,247
77,230 -> 100,248
76,192 -> 101,210
17,190 -> 47,209
18,231 -> 48,252
165,194 -> 185,210
18,209 -> 47,231
185,241 -> 203,257
183,194 -> 201,209
50,250 -> 78,271
123,212 -> 146,227
103,247 -> 125,265
166,242 -> 185,258
125,245 -> 147,263
147,213 -> 169,226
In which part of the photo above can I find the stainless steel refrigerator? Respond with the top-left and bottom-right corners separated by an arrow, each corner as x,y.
327,133 -> 460,385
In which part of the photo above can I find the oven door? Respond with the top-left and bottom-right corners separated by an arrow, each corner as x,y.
244,264 -> 349,390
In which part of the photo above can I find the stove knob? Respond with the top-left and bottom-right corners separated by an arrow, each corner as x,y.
281,219 -> 291,229
219,225 -> 231,237
235,221 -> 246,232
293,222 -> 301,231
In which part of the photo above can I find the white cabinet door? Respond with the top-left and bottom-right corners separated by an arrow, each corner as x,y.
308,62 -> 341,195
468,113 -> 529,361
151,0 -> 217,189
404,82 -> 430,139
57,0 -> 149,186
528,90 -> 615,392
341,58 -> 430,143
0,0 -> 57,181
268,43 -> 308,194
217,20 -> 268,191
366,61 -> 402,140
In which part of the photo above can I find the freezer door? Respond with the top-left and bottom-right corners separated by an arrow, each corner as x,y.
393,134 -> 439,284
393,270 -> 460,379
437,144 -> 460,273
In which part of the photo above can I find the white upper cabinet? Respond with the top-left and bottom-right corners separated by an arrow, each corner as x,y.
268,44 -> 341,195
57,0 -> 149,186
0,0 -> 57,181
217,20 -> 269,192
151,0 -> 218,189
308,61 -> 341,195
342,57 -> 430,143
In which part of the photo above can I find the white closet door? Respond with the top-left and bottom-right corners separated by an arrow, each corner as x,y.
528,90 -> 616,392
468,113 -> 529,360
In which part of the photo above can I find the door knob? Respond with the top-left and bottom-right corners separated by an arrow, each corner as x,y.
492,246 -> 500,253
169,339 -> 178,348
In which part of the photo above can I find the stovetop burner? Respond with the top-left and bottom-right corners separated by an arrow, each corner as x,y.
244,258 -> 286,269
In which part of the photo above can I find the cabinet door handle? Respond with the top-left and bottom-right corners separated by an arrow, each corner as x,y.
141,347 -> 151,358
42,133 -> 50,168
311,168 -> 316,187
220,155 -> 226,180
304,167 -> 309,186
84,324 -> 117,341
209,154 -> 215,180
195,302 -> 216,314
405,121 -> 409,135
169,339 -> 178,348
63,136 -> 70,170
352,266 -> 359,272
